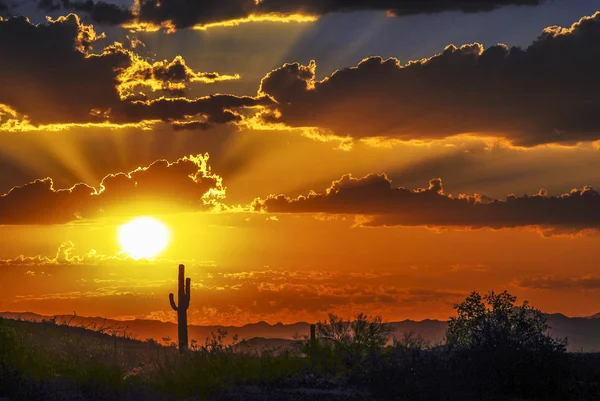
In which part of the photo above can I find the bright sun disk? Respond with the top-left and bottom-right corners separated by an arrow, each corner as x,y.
118,217 -> 169,260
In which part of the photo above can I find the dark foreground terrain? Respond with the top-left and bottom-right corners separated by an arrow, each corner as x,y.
1,318 -> 600,401
3,290 -> 600,401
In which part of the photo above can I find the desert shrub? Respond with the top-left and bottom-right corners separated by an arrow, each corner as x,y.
149,329 -> 309,399
312,313 -> 394,374
0,318 -> 130,401
317,313 -> 394,351
446,290 -> 569,399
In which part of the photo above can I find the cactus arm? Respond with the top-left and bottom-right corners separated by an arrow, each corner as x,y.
169,293 -> 178,311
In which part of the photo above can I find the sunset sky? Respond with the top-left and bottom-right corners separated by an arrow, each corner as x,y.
2,0 -> 600,326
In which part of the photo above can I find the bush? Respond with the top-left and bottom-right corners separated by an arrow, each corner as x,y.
447,290 -> 567,353
317,313 -> 394,351
149,329 -> 309,399
445,290 -> 569,399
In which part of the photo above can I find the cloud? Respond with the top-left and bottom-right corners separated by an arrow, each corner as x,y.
0,154 -> 224,224
190,269 -> 464,321
517,275 -> 600,290
253,174 -> 600,231
0,240 -> 206,267
39,0 -> 546,31
0,14 -> 266,131
450,263 -> 490,273
2,255 -> 465,325
0,241 -> 128,266
117,55 -> 241,98
258,12 -> 600,147
109,94 -> 271,127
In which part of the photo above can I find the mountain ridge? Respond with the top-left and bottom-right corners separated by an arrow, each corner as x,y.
2,311 -> 600,352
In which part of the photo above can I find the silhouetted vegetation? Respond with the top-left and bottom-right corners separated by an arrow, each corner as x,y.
1,290 -> 599,400
168,264 -> 191,354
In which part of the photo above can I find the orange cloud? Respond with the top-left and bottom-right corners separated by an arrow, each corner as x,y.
0,241 -> 114,266
0,154 -> 224,224
2,253 -> 468,325
0,241 -> 184,266
516,275 -> 600,290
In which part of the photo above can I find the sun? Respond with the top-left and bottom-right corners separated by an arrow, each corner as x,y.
118,217 -> 170,260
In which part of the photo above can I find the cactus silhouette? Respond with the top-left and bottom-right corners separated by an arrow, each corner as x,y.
310,323 -> 317,366
169,264 -> 190,353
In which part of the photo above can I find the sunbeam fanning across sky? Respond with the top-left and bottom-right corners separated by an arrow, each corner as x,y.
1,0 -> 600,352
4,1 -> 600,398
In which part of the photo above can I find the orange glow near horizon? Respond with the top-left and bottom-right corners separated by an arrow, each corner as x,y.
3,6 -> 600,332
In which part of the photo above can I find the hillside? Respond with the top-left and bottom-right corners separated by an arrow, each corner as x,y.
2,316 -> 600,400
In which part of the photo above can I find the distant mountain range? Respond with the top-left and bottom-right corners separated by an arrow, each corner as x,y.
2,311 -> 600,352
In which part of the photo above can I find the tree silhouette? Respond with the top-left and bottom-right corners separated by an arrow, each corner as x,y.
446,290 -> 566,353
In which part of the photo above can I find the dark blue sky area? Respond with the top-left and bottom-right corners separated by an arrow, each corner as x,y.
283,0 -> 599,78
12,0 -> 600,92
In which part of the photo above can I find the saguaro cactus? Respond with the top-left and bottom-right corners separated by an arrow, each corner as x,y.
169,264 -> 190,353
310,324 -> 317,366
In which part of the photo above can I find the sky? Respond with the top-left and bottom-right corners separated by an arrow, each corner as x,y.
1,0 -> 600,326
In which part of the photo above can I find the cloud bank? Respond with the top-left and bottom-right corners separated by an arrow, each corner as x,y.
5,9 -> 600,146
253,174 -> 600,231
0,154 -> 224,224
0,14 -> 268,131
258,12 -> 600,147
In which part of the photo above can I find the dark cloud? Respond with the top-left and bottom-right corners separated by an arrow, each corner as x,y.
253,173 -> 600,230
0,154 -> 223,224
256,0 -> 544,16
110,95 -> 271,128
258,12 -> 600,147
0,14 -> 126,126
0,14 -> 266,130
41,0 -> 546,30
118,55 -> 240,98
517,276 -> 600,290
